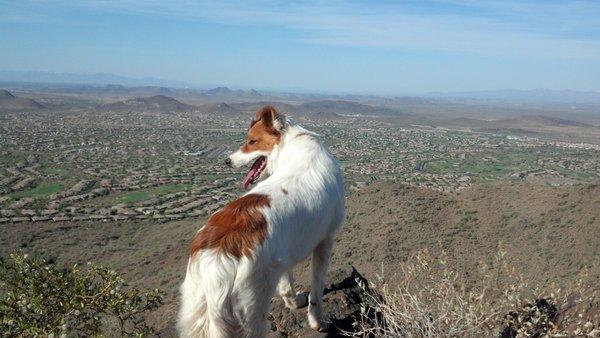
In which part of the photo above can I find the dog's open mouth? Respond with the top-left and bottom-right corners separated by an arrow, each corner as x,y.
242,156 -> 267,190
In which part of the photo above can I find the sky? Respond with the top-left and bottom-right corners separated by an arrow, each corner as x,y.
1,0 -> 600,94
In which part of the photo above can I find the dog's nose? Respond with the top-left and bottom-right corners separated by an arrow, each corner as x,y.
225,158 -> 232,167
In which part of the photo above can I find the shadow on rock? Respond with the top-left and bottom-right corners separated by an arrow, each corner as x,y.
268,265 -> 375,337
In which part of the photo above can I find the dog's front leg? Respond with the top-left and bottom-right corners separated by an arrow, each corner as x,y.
277,272 -> 308,309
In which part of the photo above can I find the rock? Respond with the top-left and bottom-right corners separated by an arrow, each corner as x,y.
41,209 -> 59,216
268,266 -> 370,337
0,209 -> 16,217
9,197 -> 34,209
20,209 -> 36,216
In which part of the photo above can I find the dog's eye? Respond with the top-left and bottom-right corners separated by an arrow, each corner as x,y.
248,140 -> 257,145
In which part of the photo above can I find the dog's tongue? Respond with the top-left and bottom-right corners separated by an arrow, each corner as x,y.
242,167 -> 257,190
242,157 -> 264,190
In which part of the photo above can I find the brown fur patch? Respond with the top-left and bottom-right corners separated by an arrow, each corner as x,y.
242,106 -> 281,153
189,194 -> 270,258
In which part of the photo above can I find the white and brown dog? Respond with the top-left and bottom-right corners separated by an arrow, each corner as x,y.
178,106 -> 345,337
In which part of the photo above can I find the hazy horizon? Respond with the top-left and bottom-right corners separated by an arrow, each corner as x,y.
2,1 -> 600,94
4,69 -> 600,98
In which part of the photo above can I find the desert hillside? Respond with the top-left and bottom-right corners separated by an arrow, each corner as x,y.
0,89 -> 44,111
330,180 -> 600,286
2,179 -> 598,334
96,95 -> 194,112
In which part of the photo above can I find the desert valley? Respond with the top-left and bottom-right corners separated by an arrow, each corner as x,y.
1,83 -> 599,336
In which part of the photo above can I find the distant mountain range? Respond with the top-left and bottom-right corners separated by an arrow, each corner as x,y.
0,70 -> 195,88
0,71 -> 263,99
3,70 -> 600,106
0,89 -> 44,111
203,87 -> 262,98
430,89 -> 600,105
0,80 -> 265,101
96,95 -> 407,119
2,76 -> 600,124
208,100 -> 404,117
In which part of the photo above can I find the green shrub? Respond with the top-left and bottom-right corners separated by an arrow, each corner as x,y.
0,252 -> 163,337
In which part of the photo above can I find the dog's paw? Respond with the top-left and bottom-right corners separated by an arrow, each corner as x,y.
308,316 -> 331,332
282,292 -> 308,309
293,292 -> 308,308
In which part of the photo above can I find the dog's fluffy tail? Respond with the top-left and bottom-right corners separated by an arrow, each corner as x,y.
178,251 -> 240,338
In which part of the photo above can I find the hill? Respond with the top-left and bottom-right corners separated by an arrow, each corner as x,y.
197,102 -> 240,115
326,180 -> 600,288
0,89 -> 44,111
1,180 -> 598,334
201,86 -> 262,98
492,115 -> 593,128
196,100 -> 389,121
203,86 -> 238,96
304,111 -> 346,120
431,88 -> 600,105
228,100 -> 406,120
97,95 -> 194,112
229,101 -> 297,114
441,114 -> 596,136
294,100 -> 400,116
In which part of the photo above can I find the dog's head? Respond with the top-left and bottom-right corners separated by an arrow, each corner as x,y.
226,106 -> 285,190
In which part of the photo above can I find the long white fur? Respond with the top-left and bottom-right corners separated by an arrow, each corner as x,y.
178,121 -> 345,337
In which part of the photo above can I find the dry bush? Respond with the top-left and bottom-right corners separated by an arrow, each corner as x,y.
345,249 -> 599,337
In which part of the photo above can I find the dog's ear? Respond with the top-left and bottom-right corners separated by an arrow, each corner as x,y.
254,106 -> 285,131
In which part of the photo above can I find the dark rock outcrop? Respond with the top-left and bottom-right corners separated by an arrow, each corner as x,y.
268,266 -> 371,337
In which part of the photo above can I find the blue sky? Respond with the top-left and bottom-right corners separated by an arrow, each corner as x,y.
1,0 -> 600,93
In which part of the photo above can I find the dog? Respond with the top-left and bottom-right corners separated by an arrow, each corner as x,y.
178,106 -> 345,337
